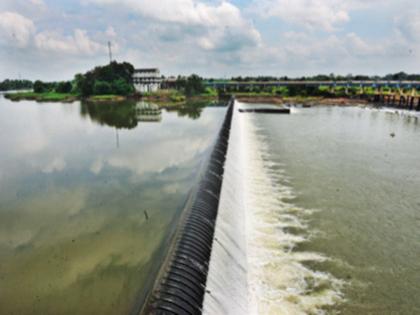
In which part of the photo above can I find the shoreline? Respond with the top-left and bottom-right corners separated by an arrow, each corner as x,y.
4,91 -> 371,107
3,91 -> 219,106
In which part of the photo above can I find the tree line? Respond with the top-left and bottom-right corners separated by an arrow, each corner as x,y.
31,61 -> 135,96
172,75 -> 206,96
0,79 -> 33,91
228,72 -> 420,82
75,61 -> 135,96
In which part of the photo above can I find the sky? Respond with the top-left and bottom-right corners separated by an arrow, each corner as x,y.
0,0 -> 419,80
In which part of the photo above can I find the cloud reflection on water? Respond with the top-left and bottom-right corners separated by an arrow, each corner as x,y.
0,97 -> 226,315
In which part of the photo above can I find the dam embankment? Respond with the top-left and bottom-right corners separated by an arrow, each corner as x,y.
142,100 -> 234,314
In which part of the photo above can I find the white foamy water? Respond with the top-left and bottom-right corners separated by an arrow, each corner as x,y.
203,101 -> 344,315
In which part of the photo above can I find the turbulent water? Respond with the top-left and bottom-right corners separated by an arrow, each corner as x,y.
205,102 -> 420,315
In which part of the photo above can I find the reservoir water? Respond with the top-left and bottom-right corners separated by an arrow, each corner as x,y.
1,96 -> 419,315
206,102 -> 419,314
0,96 -> 226,315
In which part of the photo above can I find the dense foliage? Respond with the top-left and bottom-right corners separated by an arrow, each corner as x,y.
74,61 -> 135,96
217,83 -> 418,98
174,74 -> 205,96
228,72 -> 420,82
33,80 -> 73,94
0,79 -> 33,91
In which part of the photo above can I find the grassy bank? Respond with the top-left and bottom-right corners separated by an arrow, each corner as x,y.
5,91 -> 78,102
4,89 -> 219,107
5,91 -> 128,103
86,95 -> 126,102
141,89 -> 218,107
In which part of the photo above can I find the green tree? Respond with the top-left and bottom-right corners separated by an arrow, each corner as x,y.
112,79 -> 133,95
93,80 -> 112,95
185,74 -> 205,96
0,79 -> 33,91
74,62 -> 135,96
55,81 -> 73,93
33,80 -> 46,93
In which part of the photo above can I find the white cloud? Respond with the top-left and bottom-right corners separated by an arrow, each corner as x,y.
0,11 -> 35,47
105,26 -> 117,38
34,29 -> 106,55
29,0 -> 45,6
89,0 -> 242,27
87,0 -> 261,52
345,32 -> 384,56
29,0 -> 46,9
395,11 -> 420,42
253,0 -> 352,31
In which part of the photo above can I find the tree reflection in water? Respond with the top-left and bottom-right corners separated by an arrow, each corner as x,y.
81,100 -> 140,129
80,100 -> 225,129
80,101 -> 164,129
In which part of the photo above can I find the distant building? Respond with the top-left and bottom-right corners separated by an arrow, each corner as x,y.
133,68 -> 162,93
162,76 -> 178,89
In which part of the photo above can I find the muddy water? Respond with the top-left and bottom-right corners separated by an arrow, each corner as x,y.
0,97 -> 226,315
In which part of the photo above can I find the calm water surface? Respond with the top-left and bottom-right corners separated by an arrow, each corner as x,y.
251,106 -> 420,314
0,96 -> 225,315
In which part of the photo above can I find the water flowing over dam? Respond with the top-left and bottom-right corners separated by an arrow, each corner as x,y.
145,101 -> 342,315
203,102 -> 343,315
144,100 -> 420,315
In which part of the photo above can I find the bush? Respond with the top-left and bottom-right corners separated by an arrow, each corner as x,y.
112,79 -> 133,95
204,87 -> 217,96
274,86 -> 289,96
185,74 -> 205,96
94,80 -> 113,95
55,81 -> 73,93
74,62 -> 135,96
33,80 -> 46,93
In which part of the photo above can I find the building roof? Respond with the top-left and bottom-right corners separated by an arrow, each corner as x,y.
134,68 -> 159,73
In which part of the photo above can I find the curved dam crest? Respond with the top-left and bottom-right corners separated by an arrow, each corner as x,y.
143,100 -> 234,314
203,102 -> 343,315
144,100 -> 343,315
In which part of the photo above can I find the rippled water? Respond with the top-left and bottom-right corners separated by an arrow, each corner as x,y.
248,105 -> 420,314
0,97 -> 226,315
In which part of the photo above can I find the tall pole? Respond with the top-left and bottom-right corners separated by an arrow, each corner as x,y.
108,41 -> 113,63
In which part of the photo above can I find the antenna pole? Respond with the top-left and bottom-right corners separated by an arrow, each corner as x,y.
108,41 -> 113,63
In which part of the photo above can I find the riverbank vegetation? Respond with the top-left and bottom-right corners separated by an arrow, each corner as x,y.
3,61 -> 215,105
225,71 -> 420,82
4,61 -> 134,102
3,70 -> 419,105
5,91 -> 77,102
75,61 -> 134,97
0,79 -> 33,91
221,84 -> 418,98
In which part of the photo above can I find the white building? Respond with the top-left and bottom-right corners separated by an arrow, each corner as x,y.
133,68 -> 162,93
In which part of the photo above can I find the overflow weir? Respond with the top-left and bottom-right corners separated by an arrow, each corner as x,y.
141,99 -> 234,315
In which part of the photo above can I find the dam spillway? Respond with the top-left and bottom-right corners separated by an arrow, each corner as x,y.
144,100 -> 343,315
143,100 -> 234,314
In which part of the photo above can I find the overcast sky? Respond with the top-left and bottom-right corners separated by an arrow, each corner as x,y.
0,0 -> 419,80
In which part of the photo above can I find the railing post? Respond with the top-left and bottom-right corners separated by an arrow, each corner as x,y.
409,96 -> 414,110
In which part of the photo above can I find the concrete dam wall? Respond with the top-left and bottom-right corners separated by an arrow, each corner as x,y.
142,100 -> 234,315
